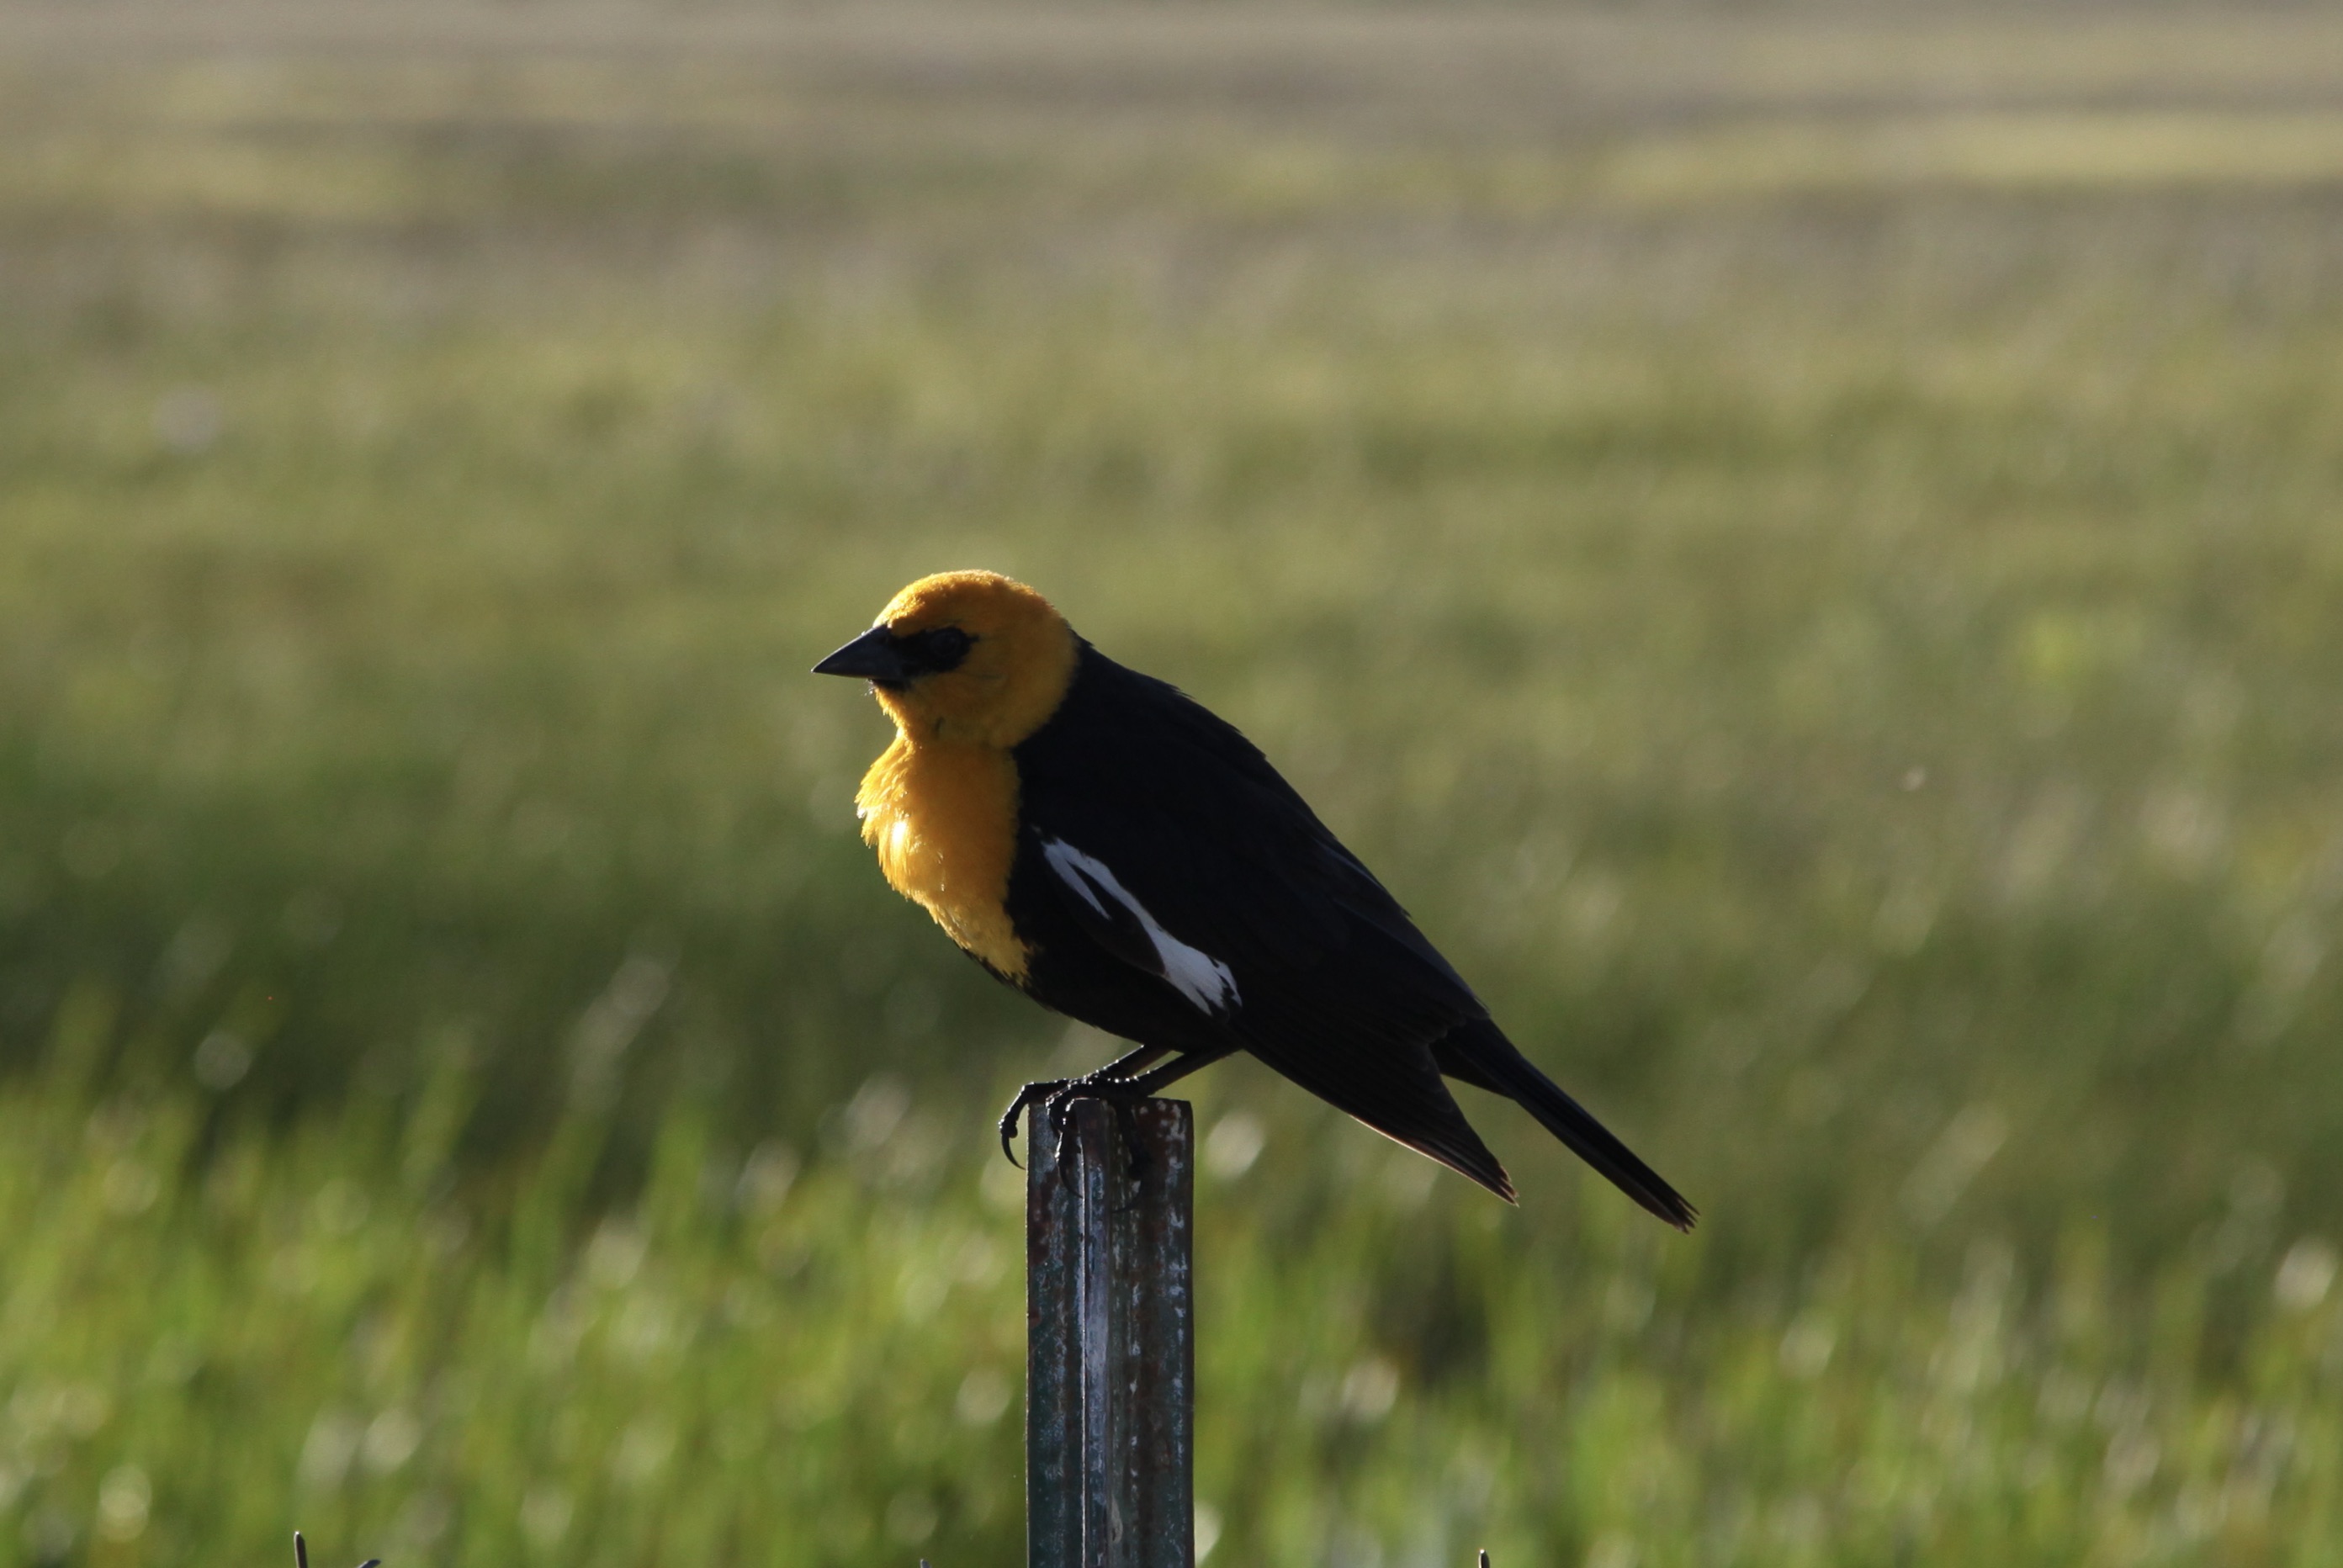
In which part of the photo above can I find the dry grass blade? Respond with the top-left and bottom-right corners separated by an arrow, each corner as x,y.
294,1531 -> 379,1568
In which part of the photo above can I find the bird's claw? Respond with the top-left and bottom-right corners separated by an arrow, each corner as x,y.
997,1078 -> 1070,1170
997,1073 -> 1154,1189
1047,1085 -> 1153,1195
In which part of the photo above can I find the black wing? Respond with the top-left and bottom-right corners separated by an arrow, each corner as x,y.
1010,644 -> 1514,1199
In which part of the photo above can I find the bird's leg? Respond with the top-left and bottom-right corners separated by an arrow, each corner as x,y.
1109,1045 -> 1237,1099
997,1043 -> 1170,1168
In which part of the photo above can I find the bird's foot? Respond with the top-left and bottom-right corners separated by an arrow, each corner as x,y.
998,1078 -> 1069,1168
997,1072 -> 1154,1186
1045,1078 -> 1153,1190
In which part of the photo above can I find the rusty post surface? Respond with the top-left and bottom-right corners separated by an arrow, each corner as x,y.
1027,1098 -> 1195,1568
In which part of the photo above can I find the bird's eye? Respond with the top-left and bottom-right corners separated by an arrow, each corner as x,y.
899,626 -> 974,673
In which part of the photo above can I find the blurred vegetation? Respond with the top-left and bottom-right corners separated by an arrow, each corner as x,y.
3,4 -> 2343,1563
13,1053 -> 2343,1568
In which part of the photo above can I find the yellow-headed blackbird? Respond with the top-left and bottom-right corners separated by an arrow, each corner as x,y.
815,569 -> 1694,1227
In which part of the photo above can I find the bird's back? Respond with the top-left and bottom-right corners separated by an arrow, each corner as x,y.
1007,645 -> 1518,1195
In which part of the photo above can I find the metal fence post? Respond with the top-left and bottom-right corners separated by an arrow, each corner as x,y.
1026,1097 -> 1195,1568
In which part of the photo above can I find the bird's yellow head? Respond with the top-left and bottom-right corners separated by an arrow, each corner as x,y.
814,570 -> 1079,748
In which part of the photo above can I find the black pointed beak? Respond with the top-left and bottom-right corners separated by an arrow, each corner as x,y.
814,625 -> 910,681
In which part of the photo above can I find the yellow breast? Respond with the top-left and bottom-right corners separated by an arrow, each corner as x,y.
855,734 -> 1030,980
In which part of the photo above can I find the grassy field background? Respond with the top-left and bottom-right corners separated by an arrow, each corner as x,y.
4,3 -> 2343,1562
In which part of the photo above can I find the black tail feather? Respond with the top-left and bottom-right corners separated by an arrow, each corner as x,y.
1434,1018 -> 1696,1231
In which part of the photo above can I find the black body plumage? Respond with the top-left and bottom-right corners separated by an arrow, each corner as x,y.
1001,642 -> 1694,1228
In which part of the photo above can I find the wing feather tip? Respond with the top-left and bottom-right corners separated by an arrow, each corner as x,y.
1640,1187 -> 1699,1232
1457,1155 -> 1516,1205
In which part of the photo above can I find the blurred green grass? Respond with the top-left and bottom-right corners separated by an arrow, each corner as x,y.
12,1030 -> 2343,1566
3,7 -> 2343,1562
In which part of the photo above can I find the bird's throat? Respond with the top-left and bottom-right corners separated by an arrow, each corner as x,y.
855,733 -> 1031,979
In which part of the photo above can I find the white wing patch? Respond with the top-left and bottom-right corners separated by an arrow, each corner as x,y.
1039,838 -> 1241,1017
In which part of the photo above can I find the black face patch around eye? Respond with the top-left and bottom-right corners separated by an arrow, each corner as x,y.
894,625 -> 974,675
